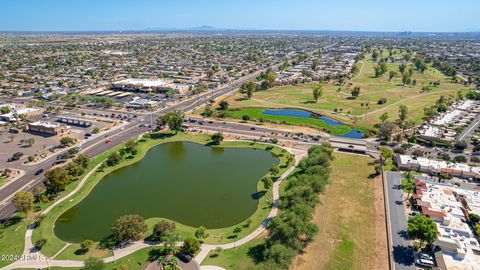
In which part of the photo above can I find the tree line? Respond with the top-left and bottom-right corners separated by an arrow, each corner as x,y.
248,143 -> 334,269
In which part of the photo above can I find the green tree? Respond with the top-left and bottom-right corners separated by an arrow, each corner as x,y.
351,86 -> 360,98
218,100 -> 229,110
398,105 -> 408,124
106,152 -> 122,166
12,191 -> 34,213
240,81 -> 257,99
160,110 -> 184,133
407,215 -> 437,247
60,136 -> 75,147
210,132 -> 224,145
124,139 -> 137,155
80,240 -> 94,251
270,164 -> 280,176
151,220 -> 176,242
111,214 -> 148,243
43,167 -> 72,194
262,176 -> 273,189
389,71 -> 397,81
403,171 -> 416,200
265,243 -> 296,269
194,226 -> 209,240
182,237 -> 200,255
287,154 -> 295,166
312,84 -> 323,103
379,112 -> 389,125
82,257 -> 105,270
25,138 -> 35,147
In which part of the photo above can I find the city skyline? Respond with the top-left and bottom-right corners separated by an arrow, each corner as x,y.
1,0 -> 479,32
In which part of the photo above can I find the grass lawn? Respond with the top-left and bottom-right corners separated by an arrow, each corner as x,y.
0,214 -> 32,268
213,55 -> 471,131
49,246 -> 164,270
291,153 -> 377,270
30,132 -> 293,261
226,107 -> 352,136
201,237 -> 265,270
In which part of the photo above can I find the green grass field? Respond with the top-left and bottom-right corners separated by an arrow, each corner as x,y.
218,55 -> 471,131
28,132 -> 293,262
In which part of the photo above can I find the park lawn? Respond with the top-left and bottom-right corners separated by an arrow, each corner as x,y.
32,132 -> 293,261
220,55 -> 471,131
291,152 -> 376,270
226,107 -> 352,136
0,214 -> 33,268
49,246 -> 159,270
201,237 -> 265,270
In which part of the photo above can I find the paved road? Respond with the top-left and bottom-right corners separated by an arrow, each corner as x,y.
0,65 -> 277,221
385,172 -> 416,270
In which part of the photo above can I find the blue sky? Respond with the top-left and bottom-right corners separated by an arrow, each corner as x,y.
1,0 -> 478,32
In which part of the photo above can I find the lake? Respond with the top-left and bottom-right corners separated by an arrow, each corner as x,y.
54,141 -> 278,242
261,109 -> 364,138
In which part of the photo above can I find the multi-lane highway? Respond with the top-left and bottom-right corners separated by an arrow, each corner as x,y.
0,65 -> 276,221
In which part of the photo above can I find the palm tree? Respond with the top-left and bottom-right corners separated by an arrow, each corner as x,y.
403,171 -> 416,201
157,256 -> 168,269
167,256 -> 179,269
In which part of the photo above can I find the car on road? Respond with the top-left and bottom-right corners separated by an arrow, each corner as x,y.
105,139 -> 112,143
250,127 -> 256,130
34,169 -> 44,175
52,160 -> 66,166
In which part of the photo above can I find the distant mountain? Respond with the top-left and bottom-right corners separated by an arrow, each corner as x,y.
144,25 -> 217,32
187,25 -> 216,31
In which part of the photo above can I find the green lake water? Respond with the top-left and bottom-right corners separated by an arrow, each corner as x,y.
54,141 -> 278,242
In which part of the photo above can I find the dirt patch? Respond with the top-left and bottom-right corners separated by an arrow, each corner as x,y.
373,174 -> 389,270
291,153 -> 377,270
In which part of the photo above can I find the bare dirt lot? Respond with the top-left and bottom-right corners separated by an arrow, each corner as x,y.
291,152 -> 388,270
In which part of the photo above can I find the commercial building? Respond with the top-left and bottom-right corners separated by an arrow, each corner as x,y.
27,121 -> 65,135
0,107 -> 42,122
57,115 -> 93,127
111,79 -> 190,94
412,180 -> 480,269
126,97 -> 158,109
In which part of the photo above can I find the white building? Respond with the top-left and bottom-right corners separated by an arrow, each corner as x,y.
413,180 -> 480,269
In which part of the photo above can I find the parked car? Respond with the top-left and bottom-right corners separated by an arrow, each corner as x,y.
415,253 -> 435,268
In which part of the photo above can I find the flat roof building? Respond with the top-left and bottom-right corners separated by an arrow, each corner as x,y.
412,180 -> 480,269
28,121 -> 65,135
111,79 -> 190,94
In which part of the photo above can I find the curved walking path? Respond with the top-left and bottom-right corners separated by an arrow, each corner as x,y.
3,145 -> 305,270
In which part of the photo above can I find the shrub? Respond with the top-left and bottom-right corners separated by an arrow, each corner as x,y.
469,213 -> 480,223
34,238 -> 47,250
454,155 -> 467,163
377,97 -> 387,104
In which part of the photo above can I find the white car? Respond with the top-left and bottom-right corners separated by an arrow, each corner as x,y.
415,253 -> 435,268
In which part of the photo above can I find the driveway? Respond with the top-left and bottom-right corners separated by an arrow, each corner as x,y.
386,172 -> 416,270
